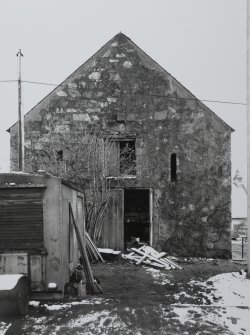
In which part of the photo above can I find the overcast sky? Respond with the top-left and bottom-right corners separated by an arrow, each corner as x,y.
0,0 -> 247,216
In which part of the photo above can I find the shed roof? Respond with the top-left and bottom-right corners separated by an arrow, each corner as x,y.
0,173 -> 84,193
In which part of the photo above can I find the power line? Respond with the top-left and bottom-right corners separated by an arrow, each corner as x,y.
122,91 -> 247,106
0,80 -> 17,83
22,80 -> 58,86
0,78 -> 246,106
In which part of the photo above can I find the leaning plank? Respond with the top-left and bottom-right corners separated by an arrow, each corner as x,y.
142,247 -> 167,260
86,232 -> 105,263
69,203 -> 103,294
155,252 -> 167,259
136,253 -> 148,265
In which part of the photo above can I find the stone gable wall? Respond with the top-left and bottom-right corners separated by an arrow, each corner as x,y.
9,33 -> 232,257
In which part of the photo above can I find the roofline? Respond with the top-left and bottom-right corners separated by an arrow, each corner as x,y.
0,172 -> 84,193
7,33 -> 122,133
61,179 -> 84,193
7,32 -> 234,133
0,184 -> 46,189
125,34 -> 234,132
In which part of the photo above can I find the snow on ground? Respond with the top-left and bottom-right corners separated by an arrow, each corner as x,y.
167,305 -> 250,335
0,322 -> 11,335
144,267 -> 172,285
147,267 -> 250,333
25,308 -> 142,335
189,271 -> 250,306
145,264 -> 250,307
29,297 -> 109,311
64,309 -> 142,335
22,316 -> 52,335
208,271 -> 250,306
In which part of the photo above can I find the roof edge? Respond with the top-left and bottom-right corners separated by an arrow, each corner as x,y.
7,32 -> 124,132
126,36 -> 234,133
7,32 -> 234,133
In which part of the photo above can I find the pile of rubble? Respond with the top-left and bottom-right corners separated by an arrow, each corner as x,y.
122,246 -> 182,270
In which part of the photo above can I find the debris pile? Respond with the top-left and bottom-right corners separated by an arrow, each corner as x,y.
122,246 -> 182,270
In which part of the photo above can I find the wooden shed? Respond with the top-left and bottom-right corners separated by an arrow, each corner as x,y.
0,172 -> 85,299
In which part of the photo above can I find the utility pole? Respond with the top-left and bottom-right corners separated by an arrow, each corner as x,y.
247,0 -> 250,277
16,49 -> 24,171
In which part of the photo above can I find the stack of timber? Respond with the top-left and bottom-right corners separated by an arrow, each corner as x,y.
69,203 -> 103,294
122,246 -> 182,270
85,232 -> 105,263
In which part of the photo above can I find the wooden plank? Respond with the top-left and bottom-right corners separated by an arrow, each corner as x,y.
161,257 -> 182,270
85,233 -> 105,263
135,253 -> 148,265
107,141 -> 119,177
105,189 -> 124,251
69,202 -> 102,294
149,188 -> 153,246
131,248 -> 176,269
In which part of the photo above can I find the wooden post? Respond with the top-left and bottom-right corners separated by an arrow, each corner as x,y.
247,0 -> 250,277
16,49 -> 24,171
242,237 -> 244,259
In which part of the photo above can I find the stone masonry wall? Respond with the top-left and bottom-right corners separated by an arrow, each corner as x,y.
9,33 -> 232,257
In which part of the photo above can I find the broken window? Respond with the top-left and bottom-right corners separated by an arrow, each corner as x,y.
56,150 -> 68,172
170,153 -> 177,182
119,140 -> 136,176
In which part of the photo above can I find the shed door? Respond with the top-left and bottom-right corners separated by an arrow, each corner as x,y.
149,189 -> 153,246
103,189 -> 124,250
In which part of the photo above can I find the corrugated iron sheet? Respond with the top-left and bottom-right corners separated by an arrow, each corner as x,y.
0,188 -> 44,251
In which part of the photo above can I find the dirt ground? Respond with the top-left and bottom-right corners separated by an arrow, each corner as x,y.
1,258 -> 248,335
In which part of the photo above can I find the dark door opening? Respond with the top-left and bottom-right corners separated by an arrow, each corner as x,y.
124,189 -> 150,245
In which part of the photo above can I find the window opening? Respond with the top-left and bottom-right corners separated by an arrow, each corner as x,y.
119,141 -> 136,175
56,150 -> 63,162
171,153 -> 177,182
218,166 -> 223,177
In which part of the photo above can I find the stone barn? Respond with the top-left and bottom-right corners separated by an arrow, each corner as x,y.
8,33 -> 233,258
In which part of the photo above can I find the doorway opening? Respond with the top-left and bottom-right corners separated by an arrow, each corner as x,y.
124,189 -> 150,246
